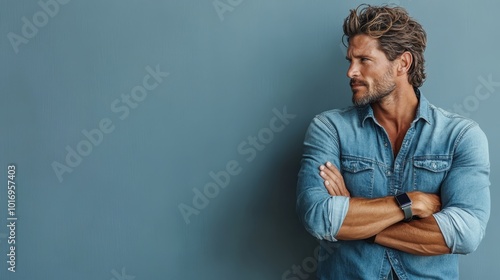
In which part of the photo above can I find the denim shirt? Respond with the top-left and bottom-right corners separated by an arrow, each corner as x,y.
296,92 -> 490,280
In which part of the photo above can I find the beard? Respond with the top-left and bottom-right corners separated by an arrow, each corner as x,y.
351,69 -> 396,107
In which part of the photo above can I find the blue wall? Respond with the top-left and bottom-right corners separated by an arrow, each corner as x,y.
0,0 -> 498,279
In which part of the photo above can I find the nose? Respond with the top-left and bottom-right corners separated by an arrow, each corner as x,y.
347,62 -> 359,79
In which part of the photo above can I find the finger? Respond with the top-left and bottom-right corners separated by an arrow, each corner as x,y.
321,171 -> 347,196
324,180 -> 337,196
324,162 -> 350,196
319,166 -> 335,182
326,162 -> 350,197
324,179 -> 344,196
319,167 -> 342,196
323,175 -> 348,197
321,164 -> 340,182
326,162 -> 344,181
319,164 -> 350,197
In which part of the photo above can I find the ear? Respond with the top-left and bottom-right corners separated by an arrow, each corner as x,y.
397,51 -> 413,76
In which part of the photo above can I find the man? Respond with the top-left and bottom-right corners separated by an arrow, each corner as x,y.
296,5 -> 490,280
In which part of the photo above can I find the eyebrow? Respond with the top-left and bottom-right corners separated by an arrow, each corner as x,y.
346,53 -> 372,61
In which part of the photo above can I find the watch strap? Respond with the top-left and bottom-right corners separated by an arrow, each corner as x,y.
401,205 -> 412,222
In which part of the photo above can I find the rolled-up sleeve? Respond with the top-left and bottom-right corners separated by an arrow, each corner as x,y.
433,124 -> 491,254
296,116 -> 349,241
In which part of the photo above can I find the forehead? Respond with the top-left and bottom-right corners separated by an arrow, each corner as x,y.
346,34 -> 384,58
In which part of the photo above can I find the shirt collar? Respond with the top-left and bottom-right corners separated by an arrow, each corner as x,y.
359,88 -> 432,127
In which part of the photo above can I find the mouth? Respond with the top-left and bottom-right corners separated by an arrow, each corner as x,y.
350,80 -> 367,88
349,80 -> 368,93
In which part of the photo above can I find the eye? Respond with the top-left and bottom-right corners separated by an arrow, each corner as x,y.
360,57 -> 369,62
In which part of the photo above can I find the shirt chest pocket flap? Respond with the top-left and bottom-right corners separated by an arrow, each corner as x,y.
412,156 -> 452,192
341,157 -> 374,198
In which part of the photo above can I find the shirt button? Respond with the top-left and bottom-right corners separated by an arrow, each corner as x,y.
387,171 -> 391,175
432,163 -> 437,168
395,164 -> 399,169
384,142 -> 388,147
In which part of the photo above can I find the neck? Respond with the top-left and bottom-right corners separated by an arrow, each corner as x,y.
371,84 -> 418,132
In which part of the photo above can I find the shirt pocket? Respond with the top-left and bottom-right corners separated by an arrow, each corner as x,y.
340,156 -> 375,198
412,156 -> 452,192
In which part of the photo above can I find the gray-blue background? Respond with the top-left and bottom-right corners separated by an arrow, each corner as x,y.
1,0 -> 498,279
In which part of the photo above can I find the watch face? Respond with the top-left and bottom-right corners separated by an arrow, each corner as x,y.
397,193 -> 411,205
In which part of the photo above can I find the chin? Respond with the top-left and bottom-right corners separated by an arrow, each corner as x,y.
352,92 -> 371,106
352,90 -> 366,99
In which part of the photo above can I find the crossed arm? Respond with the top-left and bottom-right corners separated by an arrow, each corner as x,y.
297,118 -> 490,256
319,161 -> 450,256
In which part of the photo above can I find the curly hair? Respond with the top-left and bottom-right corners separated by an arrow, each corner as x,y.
343,4 -> 427,88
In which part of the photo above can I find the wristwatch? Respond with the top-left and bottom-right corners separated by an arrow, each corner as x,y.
395,193 -> 413,222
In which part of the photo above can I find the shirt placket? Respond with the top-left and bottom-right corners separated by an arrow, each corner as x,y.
388,124 -> 416,280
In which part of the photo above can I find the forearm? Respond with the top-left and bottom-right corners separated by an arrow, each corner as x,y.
375,216 -> 450,256
335,196 -> 405,240
336,191 -> 440,240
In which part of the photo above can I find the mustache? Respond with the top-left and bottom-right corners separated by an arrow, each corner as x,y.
350,79 -> 367,86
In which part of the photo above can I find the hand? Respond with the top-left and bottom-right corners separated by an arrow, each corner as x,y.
319,162 -> 350,197
407,192 -> 441,218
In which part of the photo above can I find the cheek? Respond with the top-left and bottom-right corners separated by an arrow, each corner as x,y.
360,70 -> 374,83
363,78 -> 373,88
